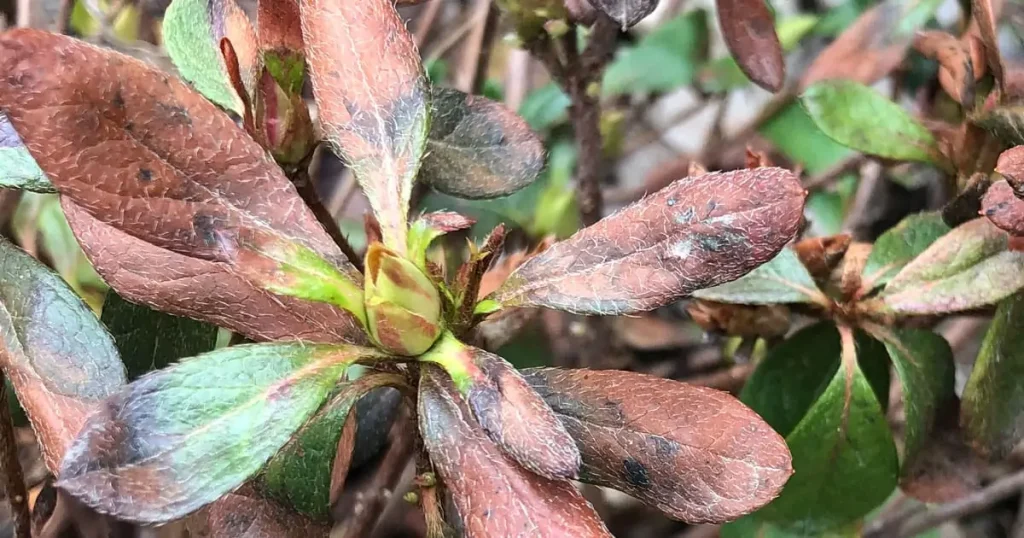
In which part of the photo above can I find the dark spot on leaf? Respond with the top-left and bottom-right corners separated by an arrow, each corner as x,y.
138,168 -> 153,182
623,458 -> 651,488
653,436 -> 679,457
677,207 -> 695,224
113,90 -> 125,109
707,200 -> 719,212
156,103 -> 192,126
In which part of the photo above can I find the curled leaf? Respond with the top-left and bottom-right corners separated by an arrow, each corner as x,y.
58,343 -> 382,523
524,368 -> 793,523
996,145 -> 1024,193
913,30 -> 975,106
716,0 -> 785,92
0,239 -> 126,473
493,168 -> 806,315
982,180 -> 1024,236
302,0 -> 429,251
0,112 -> 53,193
417,366 -> 612,538
421,88 -> 545,200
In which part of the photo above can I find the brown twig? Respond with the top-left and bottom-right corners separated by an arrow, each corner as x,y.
454,0 -> 500,94
291,167 -> 363,270
412,0 -> 443,47
0,374 -> 30,538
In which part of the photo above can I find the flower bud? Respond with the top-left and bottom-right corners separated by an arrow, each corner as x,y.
364,243 -> 443,356
254,65 -> 315,166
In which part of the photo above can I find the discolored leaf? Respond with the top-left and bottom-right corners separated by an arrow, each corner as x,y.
692,247 -> 823,305
716,0 -> 785,92
421,333 -> 580,480
257,0 -> 303,60
881,219 -> 1024,314
755,327 -> 898,533
417,366 -> 612,538
602,11 -> 709,98
961,293 -> 1024,459
493,168 -> 806,315
861,212 -> 950,291
302,0 -> 429,251
982,180 -> 1024,236
801,80 -> 946,166
913,30 -> 975,106
589,0 -> 658,28
204,493 -> 331,538
420,88 -> 544,200
698,15 -> 817,93
972,104 -> 1024,146
101,290 -> 219,380
163,0 -> 260,115
0,112 -> 53,193
58,342 -> 384,523
523,368 -> 793,523
971,0 -> 1003,92
0,239 -> 126,473
996,145 -> 1024,193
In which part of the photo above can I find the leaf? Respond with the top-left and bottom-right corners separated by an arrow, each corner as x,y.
873,327 -> 955,470
692,247 -> 823,305
260,375 -> 402,520
759,103 -> 853,175
756,326 -> 898,533
203,493 -> 331,538
913,30 -> 975,106
862,212 -> 950,291
100,290 -> 219,380
801,80 -> 945,166
970,0 -> 1003,92
983,180 -> 1024,236
58,342 -> 383,523
421,333 -> 580,480
996,145 -> 1024,191
302,0 -> 429,251
518,83 -> 570,131
972,104 -> 1024,146
0,238 -> 126,473
602,10 -> 709,98
699,14 -> 816,93
420,88 -> 544,200
524,367 -> 793,523
493,168 -> 806,315
961,293 -> 1024,459
881,218 -> 1024,314
589,0 -> 658,28
0,112 -> 53,193
716,0 -> 785,92
417,366 -> 612,538
163,0 -> 259,115
257,0 -> 304,60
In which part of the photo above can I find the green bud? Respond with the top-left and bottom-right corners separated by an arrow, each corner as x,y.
364,243 -> 443,356
254,65 -> 315,166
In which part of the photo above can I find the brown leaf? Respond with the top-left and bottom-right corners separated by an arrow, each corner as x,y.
493,168 -> 806,315
996,145 -> 1024,194
62,200 -> 366,344
900,399 -> 981,503
204,493 -> 331,538
716,0 -> 785,92
523,368 -> 793,523
793,234 -> 851,281
983,180 -> 1024,236
477,237 -> 555,300
417,366 -> 612,538
302,0 -> 429,251
914,30 -> 975,106
800,1 -> 912,89
258,0 -> 304,55
687,300 -> 791,339
971,0 -> 1004,93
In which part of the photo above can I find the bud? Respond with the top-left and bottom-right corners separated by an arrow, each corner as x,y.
364,243 -> 443,356
254,64 -> 315,167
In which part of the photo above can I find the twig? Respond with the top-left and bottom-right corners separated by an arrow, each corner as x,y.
0,374 -> 30,538
291,167 -> 363,270
454,0 -> 499,93
503,49 -> 533,110
412,0 -> 443,47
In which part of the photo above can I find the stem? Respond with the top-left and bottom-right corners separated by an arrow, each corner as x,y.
0,375 -> 30,538
291,167 -> 363,271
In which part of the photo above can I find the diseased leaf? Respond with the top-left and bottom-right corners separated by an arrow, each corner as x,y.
881,218 -> 1024,314
421,333 -> 580,480
493,168 -> 806,315
524,368 -> 792,523
971,0 -> 1003,92
982,180 -> 1024,236
417,366 -> 612,538
962,293 -> 1024,459
257,0 -> 304,60
756,327 -> 898,533
801,80 -> 945,166
862,212 -> 950,291
421,88 -> 544,200
692,247 -> 822,305
203,493 -> 331,538
698,15 -> 816,93
163,0 -> 259,115
58,342 -> 383,524
101,290 -> 219,380
972,104 -> 1024,146
996,145 -> 1024,192
602,11 -> 709,98
716,0 -> 785,92
0,112 -> 53,193
913,30 -> 975,106
302,0 -> 429,251
0,238 -> 126,473
589,0 -> 658,28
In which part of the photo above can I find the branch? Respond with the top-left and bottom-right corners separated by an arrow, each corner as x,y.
0,375 -> 30,538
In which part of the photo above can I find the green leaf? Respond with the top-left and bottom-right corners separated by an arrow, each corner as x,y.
801,80 -> 944,166
804,175 -> 857,237
420,88 -> 544,200
518,83 -> 570,132
962,293 -> 1024,459
759,102 -> 853,174
693,247 -> 822,304
722,515 -> 861,537
406,211 -> 475,271
602,10 -> 709,97
0,238 -> 126,473
162,0 -> 256,115
874,327 -> 955,469
100,290 -> 219,380
862,212 -> 951,291
58,342 -> 384,524
972,104 -> 1024,146
757,327 -> 898,533
881,218 -> 1024,314
0,113 -> 53,192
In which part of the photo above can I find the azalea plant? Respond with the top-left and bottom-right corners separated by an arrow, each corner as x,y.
0,0 -> 810,535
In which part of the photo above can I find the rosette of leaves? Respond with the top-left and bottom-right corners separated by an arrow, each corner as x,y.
0,0 -> 807,534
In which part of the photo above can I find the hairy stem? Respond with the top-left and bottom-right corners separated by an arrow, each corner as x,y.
0,375 -> 30,538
